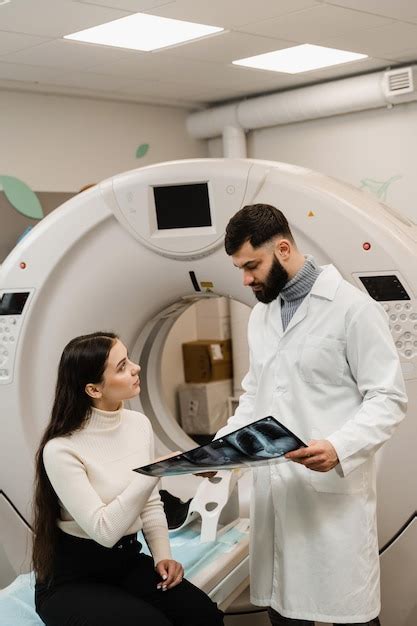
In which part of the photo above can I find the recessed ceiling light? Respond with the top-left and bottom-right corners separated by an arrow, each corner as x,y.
233,44 -> 368,74
0,0 -> 12,5
64,13 -> 223,52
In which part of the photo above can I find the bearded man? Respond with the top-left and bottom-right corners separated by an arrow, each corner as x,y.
214,203 -> 407,626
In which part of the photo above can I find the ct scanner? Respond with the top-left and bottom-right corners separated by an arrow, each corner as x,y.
0,158 -> 416,625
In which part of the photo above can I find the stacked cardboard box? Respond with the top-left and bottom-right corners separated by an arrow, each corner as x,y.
178,379 -> 232,435
179,298 -> 234,436
182,339 -> 232,383
195,297 -> 231,340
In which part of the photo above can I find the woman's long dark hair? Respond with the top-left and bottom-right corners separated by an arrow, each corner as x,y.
32,331 -> 118,583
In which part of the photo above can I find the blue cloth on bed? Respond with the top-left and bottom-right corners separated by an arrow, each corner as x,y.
0,525 -> 246,625
0,572 -> 43,625
139,524 -> 245,578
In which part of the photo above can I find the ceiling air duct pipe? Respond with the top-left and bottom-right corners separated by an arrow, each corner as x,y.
187,66 -> 417,141
222,125 -> 247,158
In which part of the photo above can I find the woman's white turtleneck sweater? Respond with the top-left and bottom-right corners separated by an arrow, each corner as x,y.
43,405 -> 171,565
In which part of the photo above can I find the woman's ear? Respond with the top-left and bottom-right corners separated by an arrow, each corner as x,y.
85,383 -> 102,399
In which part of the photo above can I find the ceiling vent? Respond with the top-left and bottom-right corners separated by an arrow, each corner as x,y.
383,67 -> 414,97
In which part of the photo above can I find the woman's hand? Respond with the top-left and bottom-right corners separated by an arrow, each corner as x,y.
154,451 -> 216,478
193,471 -> 217,478
154,451 -> 181,463
155,559 -> 184,590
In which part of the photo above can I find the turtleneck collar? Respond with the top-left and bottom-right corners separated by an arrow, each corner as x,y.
86,403 -> 123,431
280,255 -> 322,303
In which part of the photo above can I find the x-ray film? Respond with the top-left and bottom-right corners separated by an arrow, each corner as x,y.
133,416 -> 306,477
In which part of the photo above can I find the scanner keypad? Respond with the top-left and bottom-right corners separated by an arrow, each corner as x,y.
0,317 -> 19,382
383,302 -> 417,359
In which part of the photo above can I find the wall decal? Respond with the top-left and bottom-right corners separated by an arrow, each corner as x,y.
359,175 -> 402,202
0,176 -> 44,220
136,143 -> 149,158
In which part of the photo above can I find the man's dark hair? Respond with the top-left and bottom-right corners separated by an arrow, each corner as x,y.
224,203 -> 294,256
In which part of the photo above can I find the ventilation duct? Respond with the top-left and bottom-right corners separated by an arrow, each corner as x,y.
187,66 -> 417,141
383,67 -> 414,98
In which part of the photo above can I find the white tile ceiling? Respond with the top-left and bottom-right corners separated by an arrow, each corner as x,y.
0,0 -> 415,109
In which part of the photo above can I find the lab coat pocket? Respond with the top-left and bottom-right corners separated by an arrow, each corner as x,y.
299,335 -> 346,385
309,466 -> 365,494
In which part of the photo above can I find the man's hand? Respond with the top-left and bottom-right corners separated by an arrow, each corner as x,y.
155,559 -> 184,590
285,439 -> 339,472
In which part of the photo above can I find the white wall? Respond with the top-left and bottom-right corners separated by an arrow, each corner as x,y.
208,100 -> 417,224
248,100 -> 417,224
0,90 -> 207,191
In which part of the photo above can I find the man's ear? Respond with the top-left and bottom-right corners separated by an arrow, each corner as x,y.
85,383 -> 102,399
275,238 -> 291,261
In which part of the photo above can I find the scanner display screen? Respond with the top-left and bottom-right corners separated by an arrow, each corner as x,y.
359,275 -> 410,301
0,292 -> 30,315
153,183 -> 211,229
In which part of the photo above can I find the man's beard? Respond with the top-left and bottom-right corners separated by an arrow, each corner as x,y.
252,256 -> 289,303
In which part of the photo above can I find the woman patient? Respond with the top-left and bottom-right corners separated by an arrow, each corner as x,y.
32,331 -> 224,626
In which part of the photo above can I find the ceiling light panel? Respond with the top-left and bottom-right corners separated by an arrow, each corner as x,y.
64,12 -> 223,52
233,44 -> 368,74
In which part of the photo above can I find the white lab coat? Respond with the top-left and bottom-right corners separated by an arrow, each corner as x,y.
216,265 -> 407,623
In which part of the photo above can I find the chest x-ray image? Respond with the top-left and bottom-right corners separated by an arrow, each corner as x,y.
134,417 -> 306,477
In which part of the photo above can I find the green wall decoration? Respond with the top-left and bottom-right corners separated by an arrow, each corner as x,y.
0,175 -> 44,220
136,143 -> 149,159
359,175 -> 402,202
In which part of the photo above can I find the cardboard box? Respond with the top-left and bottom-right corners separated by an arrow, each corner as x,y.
182,339 -> 233,383
178,379 -> 233,434
196,315 -> 231,340
195,297 -> 229,317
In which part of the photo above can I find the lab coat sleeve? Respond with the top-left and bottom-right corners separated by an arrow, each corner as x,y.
214,310 -> 259,439
326,300 -> 408,476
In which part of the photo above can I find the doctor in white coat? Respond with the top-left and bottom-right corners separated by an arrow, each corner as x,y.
214,204 -> 407,626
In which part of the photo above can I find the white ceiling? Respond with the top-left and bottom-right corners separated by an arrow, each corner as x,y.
0,0 -> 416,109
